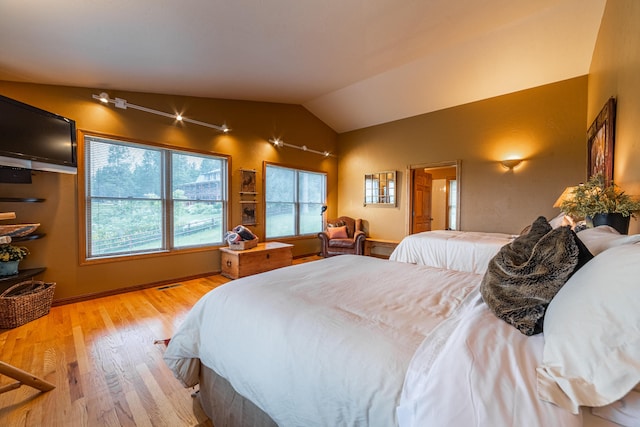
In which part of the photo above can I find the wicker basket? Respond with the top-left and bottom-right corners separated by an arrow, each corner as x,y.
228,238 -> 259,251
0,280 -> 56,329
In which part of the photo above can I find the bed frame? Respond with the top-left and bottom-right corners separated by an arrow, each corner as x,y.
199,363 -> 277,426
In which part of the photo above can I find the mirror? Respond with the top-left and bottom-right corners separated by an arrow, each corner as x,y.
364,171 -> 396,206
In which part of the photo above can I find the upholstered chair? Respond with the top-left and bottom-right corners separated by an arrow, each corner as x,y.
318,216 -> 366,257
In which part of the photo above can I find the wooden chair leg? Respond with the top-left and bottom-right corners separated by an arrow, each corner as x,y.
0,361 -> 55,394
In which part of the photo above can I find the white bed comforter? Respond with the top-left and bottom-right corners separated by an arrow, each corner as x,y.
164,255 -> 480,427
398,290 -> 589,427
389,230 -> 516,274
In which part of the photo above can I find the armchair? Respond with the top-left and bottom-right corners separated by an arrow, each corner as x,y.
318,216 -> 366,257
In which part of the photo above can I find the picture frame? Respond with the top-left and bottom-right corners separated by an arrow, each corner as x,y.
240,169 -> 257,193
241,201 -> 257,225
587,97 -> 616,182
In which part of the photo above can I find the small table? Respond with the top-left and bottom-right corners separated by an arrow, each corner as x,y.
364,238 -> 399,259
220,242 -> 293,279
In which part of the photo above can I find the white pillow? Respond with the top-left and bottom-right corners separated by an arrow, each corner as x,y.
548,213 -> 574,229
536,244 -> 640,413
576,225 -> 640,255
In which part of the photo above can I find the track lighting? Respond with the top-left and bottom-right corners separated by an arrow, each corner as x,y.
92,93 -> 230,133
268,138 -> 334,158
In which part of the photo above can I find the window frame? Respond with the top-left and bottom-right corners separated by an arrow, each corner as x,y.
78,130 -> 230,264
263,162 -> 327,239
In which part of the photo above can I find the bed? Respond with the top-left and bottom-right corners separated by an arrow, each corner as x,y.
164,223 -> 640,427
389,229 -> 517,273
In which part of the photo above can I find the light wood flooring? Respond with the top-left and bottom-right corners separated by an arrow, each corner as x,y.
0,255 -> 321,427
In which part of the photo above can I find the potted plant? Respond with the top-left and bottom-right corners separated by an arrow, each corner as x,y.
0,243 -> 29,276
560,173 -> 640,234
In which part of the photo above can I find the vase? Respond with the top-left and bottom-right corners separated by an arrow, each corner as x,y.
0,260 -> 19,276
590,213 -> 631,235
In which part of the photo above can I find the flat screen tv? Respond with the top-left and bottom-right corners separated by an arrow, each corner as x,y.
0,93 -> 77,174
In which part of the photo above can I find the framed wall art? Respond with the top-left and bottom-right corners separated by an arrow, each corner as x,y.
587,97 -> 616,182
240,201 -> 257,225
240,169 -> 257,194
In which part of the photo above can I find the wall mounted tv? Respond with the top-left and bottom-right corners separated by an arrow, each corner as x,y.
0,93 -> 77,174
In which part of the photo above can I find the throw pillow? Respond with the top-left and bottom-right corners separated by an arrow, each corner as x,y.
572,230 -> 594,271
480,217 -> 579,335
326,225 -> 348,239
327,220 -> 346,228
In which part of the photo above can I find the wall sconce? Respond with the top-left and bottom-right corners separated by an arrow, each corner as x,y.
92,92 -> 230,133
500,159 -> 523,170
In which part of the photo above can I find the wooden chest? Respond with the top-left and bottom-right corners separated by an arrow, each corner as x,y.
220,242 -> 293,279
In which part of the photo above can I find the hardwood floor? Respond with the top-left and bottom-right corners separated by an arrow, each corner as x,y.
0,274 -> 232,427
0,255 -> 321,426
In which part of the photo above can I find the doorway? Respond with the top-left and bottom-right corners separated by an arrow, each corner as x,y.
408,161 -> 460,234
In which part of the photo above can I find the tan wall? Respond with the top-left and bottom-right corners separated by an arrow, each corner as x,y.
337,77 -> 588,239
588,0 -> 640,234
0,81 -> 337,300
7,0 -> 640,302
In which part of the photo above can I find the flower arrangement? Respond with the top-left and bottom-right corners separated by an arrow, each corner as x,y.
560,173 -> 640,220
0,244 -> 29,262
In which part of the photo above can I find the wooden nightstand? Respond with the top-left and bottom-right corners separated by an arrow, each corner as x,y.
220,242 -> 293,279
364,238 -> 399,259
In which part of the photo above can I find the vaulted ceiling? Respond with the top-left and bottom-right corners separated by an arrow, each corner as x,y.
0,0 -> 606,132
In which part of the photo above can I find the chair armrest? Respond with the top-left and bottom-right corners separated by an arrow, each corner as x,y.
354,231 -> 366,255
318,231 -> 330,257
318,231 -> 330,243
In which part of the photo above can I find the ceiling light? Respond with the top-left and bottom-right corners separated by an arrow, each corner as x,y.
114,97 -> 127,109
92,93 -> 229,132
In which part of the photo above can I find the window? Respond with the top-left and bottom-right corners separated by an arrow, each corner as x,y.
448,179 -> 457,230
265,164 -> 326,238
84,134 -> 227,259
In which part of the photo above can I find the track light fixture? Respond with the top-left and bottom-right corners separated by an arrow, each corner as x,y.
92,93 -> 230,133
269,138 -> 334,158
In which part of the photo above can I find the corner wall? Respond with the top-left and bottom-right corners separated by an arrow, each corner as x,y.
588,0 -> 640,234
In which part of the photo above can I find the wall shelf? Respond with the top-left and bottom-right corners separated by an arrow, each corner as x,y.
0,267 -> 46,294
12,233 -> 46,242
0,198 -> 48,294
0,198 -> 45,203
